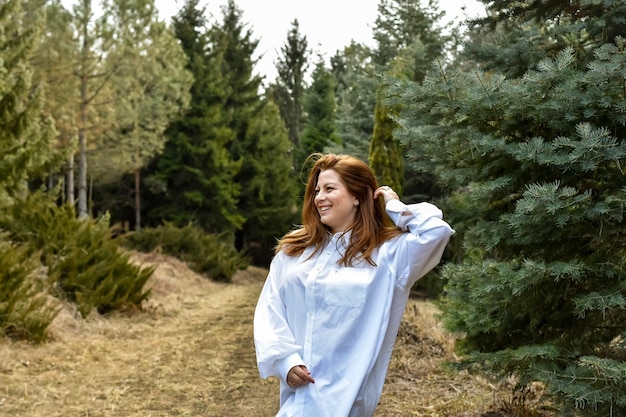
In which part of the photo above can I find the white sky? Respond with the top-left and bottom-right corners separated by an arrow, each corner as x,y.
154,0 -> 487,81
60,0 -> 486,80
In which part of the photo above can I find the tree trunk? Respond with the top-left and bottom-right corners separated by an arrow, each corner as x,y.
78,39 -> 88,219
134,169 -> 141,231
77,117 -> 88,218
66,153 -> 75,207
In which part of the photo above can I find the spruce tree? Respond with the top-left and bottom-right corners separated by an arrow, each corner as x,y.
210,0 -> 276,252
209,0 -> 262,143
236,99 -> 299,264
272,19 -> 309,151
371,0 -> 450,69
369,0 -> 450,198
330,41 -> 377,162
389,1 -> 626,413
298,59 -> 339,169
145,0 -> 243,233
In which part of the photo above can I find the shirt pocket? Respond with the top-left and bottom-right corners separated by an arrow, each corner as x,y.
323,267 -> 370,308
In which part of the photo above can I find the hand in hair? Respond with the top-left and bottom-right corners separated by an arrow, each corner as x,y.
374,185 -> 399,205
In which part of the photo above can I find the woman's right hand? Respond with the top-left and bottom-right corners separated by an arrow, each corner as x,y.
286,365 -> 315,388
374,185 -> 399,205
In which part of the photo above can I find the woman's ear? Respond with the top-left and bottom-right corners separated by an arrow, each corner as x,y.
354,199 -> 359,207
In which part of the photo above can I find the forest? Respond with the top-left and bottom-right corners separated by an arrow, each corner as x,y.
1,0 -> 626,415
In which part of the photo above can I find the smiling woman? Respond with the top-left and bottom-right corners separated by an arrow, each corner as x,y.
253,153 -> 455,417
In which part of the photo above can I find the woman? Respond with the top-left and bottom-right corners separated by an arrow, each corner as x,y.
254,153 -> 454,417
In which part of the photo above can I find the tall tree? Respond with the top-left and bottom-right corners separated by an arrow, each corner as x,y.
298,59 -> 339,169
272,19 -> 309,151
369,0 -> 451,197
70,0 -> 120,218
389,1 -> 626,414
0,0 -> 59,204
236,99 -> 299,264
371,0 -> 450,69
368,88 -> 403,194
330,41 -> 377,162
210,0 -> 270,251
93,0 -> 192,230
144,0 -> 243,233
463,0 -> 626,78
210,0 -> 262,140
27,0 -> 78,201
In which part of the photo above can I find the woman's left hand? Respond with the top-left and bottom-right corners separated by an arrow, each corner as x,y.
287,365 -> 315,388
374,185 -> 399,205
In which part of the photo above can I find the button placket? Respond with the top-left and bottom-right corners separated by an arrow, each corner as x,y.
302,238 -> 336,365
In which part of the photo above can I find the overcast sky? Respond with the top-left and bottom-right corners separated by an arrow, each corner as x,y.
154,0 -> 487,81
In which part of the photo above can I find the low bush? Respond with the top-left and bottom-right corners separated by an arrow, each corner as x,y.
0,235 -> 60,342
122,223 -> 249,282
0,192 -> 154,318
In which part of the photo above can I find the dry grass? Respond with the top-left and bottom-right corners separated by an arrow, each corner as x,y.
0,252 -> 537,417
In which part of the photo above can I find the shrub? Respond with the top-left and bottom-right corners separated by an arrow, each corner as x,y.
122,222 -> 249,282
0,234 -> 60,342
0,192 -> 154,318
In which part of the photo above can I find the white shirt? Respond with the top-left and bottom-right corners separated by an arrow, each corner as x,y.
254,199 -> 454,417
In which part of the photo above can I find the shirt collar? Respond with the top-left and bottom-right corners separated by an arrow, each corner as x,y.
328,229 -> 352,251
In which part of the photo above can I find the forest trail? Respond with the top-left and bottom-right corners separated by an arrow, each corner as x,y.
0,252 -> 501,417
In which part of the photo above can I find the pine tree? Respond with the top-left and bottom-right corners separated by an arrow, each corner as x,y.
389,1 -> 626,413
69,0 -> 120,218
0,0 -> 59,204
28,0 -> 78,201
93,0 -> 192,230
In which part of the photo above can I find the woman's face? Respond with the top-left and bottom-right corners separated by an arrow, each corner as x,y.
314,169 -> 359,234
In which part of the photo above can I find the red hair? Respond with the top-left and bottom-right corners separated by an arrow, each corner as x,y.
276,153 -> 401,266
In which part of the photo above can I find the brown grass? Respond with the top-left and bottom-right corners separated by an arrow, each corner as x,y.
0,252 -> 539,417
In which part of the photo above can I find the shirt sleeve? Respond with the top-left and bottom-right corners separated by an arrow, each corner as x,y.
385,199 -> 455,290
253,252 -> 305,381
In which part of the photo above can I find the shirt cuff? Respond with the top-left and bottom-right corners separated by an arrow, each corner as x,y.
386,198 -> 405,213
277,352 -> 305,381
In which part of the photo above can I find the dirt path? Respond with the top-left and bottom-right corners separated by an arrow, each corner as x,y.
0,252 -> 501,417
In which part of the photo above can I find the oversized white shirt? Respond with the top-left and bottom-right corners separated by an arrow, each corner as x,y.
254,199 -> 454,417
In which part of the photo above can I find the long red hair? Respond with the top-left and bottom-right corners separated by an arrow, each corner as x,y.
276,153 -> 402,266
